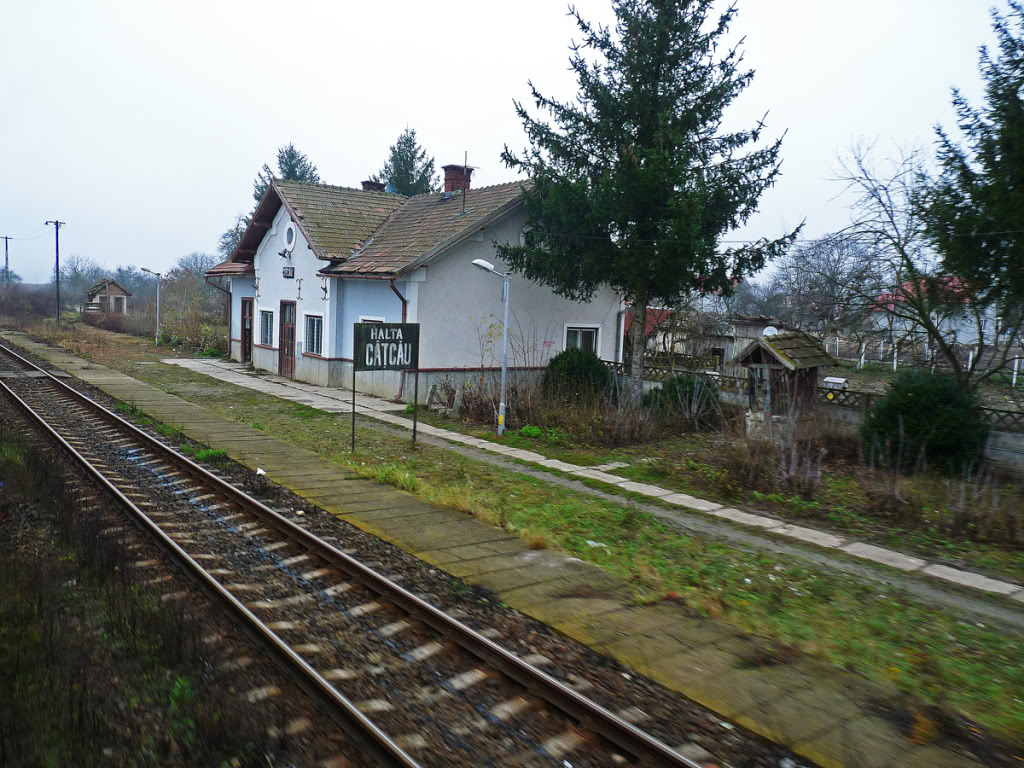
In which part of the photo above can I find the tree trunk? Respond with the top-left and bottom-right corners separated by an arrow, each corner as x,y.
628,294 -> 647,401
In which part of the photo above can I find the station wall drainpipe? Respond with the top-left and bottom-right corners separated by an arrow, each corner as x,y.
389,278 -> 409,400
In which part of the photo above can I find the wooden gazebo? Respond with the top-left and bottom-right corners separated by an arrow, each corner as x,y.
728,331 -> 834,419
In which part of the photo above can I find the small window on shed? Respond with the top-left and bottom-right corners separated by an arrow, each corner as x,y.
260,311 -> 273,346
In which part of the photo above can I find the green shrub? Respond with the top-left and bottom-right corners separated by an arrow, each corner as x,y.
861,370 -> 988,474
641,374 -> 720,428
518,425 -> 543,439
542,348 -> 610,399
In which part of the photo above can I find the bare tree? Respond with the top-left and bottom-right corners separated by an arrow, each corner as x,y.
826,144 -> 1023,389
60,254 -> 107,306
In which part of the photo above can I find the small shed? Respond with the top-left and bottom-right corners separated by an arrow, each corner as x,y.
728,331 -> 834,417
85,279 -> 132,314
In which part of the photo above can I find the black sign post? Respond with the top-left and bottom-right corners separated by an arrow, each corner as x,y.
352,322 -> 420,451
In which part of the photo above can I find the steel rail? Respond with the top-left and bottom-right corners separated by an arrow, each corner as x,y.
0,342 -> 702,768
0,355 -> 421,768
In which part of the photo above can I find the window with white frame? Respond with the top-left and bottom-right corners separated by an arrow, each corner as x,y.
305,315 -> 323,356
359,315 -> 385,323
260,311 -> 273,346
565,325 -> 599,354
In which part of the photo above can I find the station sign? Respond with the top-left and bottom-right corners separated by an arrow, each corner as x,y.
353,322 -> 420,372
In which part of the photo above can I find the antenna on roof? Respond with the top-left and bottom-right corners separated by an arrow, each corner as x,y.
462,151 -> 468,215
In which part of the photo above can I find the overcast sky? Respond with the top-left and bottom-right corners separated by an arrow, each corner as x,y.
0,0 -> 998,283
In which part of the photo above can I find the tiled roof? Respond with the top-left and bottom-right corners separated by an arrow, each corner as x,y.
275,180 -> 406,261
729,331 -> 834,370
206,260 -> 254,277
319,181 -> 525,276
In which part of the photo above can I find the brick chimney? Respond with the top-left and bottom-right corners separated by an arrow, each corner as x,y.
442,164 -> 473,193
361,179 -> 386,193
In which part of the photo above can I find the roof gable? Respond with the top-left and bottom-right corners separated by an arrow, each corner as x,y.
275,180 -> 406,261
228,180 -> 406,264
87,278 -> 132,297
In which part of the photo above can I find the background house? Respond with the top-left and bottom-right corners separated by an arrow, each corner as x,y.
84,279 -> 131,314
208,166 -> 623,400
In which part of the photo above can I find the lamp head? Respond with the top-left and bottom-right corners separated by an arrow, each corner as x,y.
471,258 -> 495,273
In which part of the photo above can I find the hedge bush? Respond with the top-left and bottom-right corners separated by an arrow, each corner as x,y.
861,369 -> 988,473
542,348 -> 610,398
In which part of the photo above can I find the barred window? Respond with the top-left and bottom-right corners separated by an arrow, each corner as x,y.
260,311 -> 273,346
305,315 -> 323,356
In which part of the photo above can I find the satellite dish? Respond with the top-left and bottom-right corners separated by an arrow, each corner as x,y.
763,326 -> 779,337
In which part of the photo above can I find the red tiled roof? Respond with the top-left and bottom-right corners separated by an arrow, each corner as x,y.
206,260 -> 254,277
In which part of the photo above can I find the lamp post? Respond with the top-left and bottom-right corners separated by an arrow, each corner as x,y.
140,268 -> 161,346
471,258 -> 510,435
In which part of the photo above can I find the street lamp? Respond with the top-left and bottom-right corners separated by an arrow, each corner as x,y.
140,267 -> 161,346
471,258 -> 510,436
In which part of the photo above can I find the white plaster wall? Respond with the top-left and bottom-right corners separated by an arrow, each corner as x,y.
415,209 -> 622,369
251,206 -> 337,369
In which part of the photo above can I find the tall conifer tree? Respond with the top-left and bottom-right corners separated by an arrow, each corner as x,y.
923,2 -> 1024,308
498,0 -> 797,386
252,143 -> 320,203
372,128 -> 440,196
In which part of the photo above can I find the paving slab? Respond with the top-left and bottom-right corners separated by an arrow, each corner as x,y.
708,507 -> 784,529
617,480 -> 676,498
537,458 -> 580,472
571,467 -> 627,483
554,604 -> 687,646
661,492 -> 724,512
841,542 -> 926,572
776,524 -> 845,549
921,564 -> 1021,595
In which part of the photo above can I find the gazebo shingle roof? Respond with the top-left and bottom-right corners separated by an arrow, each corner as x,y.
728,331 -> 834,370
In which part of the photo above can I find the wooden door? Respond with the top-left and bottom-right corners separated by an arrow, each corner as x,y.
240,298 -> 253,363
279,301 -> 296,378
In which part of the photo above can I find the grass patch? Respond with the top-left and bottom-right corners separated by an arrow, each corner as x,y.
194,447 -> 227,463
154,422 -> 180,438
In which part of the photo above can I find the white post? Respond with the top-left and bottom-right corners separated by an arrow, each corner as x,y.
967,347 -> 974,372
155,276 -> 161,345
893,344 -> 898,371
497,276 -> 509,436
1013,356 -> 1020,388
858,342 -> 865,370
835,336 -> 840,357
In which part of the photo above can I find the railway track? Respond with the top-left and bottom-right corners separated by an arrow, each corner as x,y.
0,341 -> 706,768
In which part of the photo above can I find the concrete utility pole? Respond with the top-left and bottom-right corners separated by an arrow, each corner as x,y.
1,236 -> 10,285
45,220 -> 65,326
